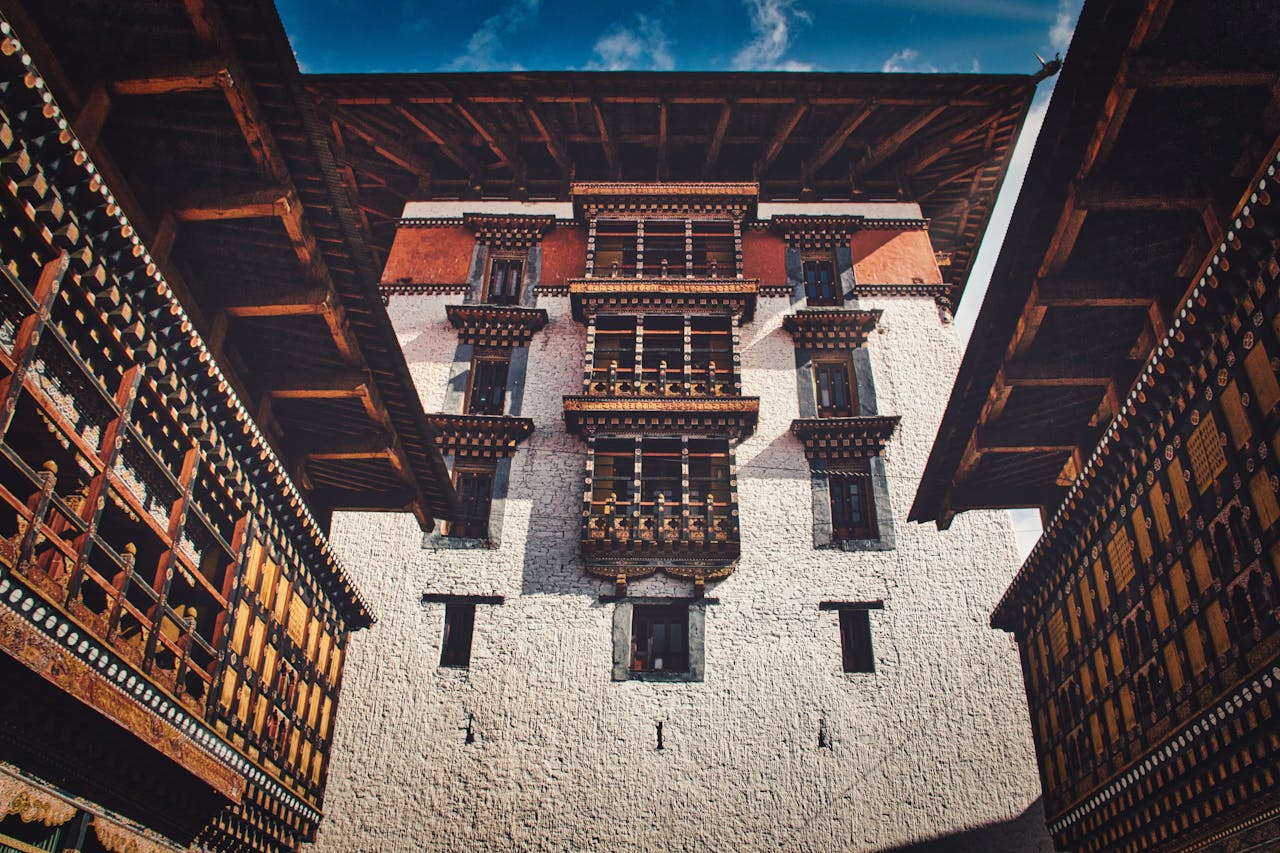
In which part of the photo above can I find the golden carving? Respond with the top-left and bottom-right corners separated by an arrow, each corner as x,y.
0,768 -> 76,827
563,396 -> 760,415
570,278 -> 758,296
572,181 -> 758,198
92,815 -> 179,853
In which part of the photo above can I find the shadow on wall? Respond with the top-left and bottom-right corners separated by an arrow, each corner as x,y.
876,799 -> 1058,853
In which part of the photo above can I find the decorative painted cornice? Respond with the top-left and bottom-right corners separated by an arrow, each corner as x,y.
463,213 -> 555,250
772,215 -> 863,249
563,396 -> 760,439
790,416 -> 900,460
427,414 -> 534,458
852,282 -> 952,300
394,217 -> 465,228
568,278 -> 759,322
758,283 -> 793,298
445,305 -> 549,348
583,559 -> 737,582
571,182 -> 758,218
782,309 -> 881,349
382,281 -> 470,298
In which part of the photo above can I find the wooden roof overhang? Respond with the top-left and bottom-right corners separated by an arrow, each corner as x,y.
445,304 -> 549,348
790,416 -> 900,462
782,309 -> 881,349
0,0 -> 458,531
563,396 -> 761,440
426,414 -> 534,459
569,278 -> 759,322
910,0 -> 1280,529
306,70 -> 1050,304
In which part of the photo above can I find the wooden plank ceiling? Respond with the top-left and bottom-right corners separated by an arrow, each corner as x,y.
911,0 -> 1280,528
308,69 -> 1046,302
0,0 -> 457,529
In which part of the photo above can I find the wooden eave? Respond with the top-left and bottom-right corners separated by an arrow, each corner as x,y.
771,214 -> 864,248
463,212 -> 556,248
571,181 -> 759,218
426,413 -> 534,458
568,278 -> 759,322
782,309 -> 881,349
790,416 -> 900,461
445,304 -> 549,348
1,0 -> 459,533
910,0 -> 1280,530
305,71 -> 1046,303
563,396 -> 760,439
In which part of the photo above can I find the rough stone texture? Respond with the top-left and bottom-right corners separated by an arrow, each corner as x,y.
310,263 -> 1054,853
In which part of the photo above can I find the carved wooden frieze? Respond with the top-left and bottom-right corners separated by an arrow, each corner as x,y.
445,305 -> 549,349
789,416 -> 900,460
563,396 -> 760,439
568,278 -> 759,322
571,182 -> 758,219
771,214 -> 863,250
427,414 -> 534,458
463,213 -> 555,251
782,309 -> 882,349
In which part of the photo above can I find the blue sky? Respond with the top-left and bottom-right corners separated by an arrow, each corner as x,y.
278,0 -> 1078,76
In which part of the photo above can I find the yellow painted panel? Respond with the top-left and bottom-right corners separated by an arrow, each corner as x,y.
1120,686 -> 1136,730
244,538 -> 264,592
263,645 -> 277,684
1080,663 -> 1094,703
1190,541 -> 1213,594
1104,700 -> 1118,743
308,688 -> 321,729
1089,714 -> 1104,755
1092,560 -> 1110,610
1080,575 -> 1096,626
296,681 -> 310,718
1109,531 -> 1135,590
1219,381 -> 1251,448
249,617 -> 266,669
236,683 -> 251,722
1185,622 -> 1207,674
1152,585 -> 1170,631
1245,342 -> 1280,413
1163,642 -> 1184,691
259,556 -> 279,609
1206,601 -> 1230,655
1149,483 -> 1172,540
1067,595 -> 1081,642
253,695 -> 268,735
1109,632 -> 1124,676
1168,458 -> 1191,517
318,632 -> 331,679
1250,471 -> 1280,532
329,641 -> 344,685
274,576 -> 291,624
1187,413 -> 1227,493
1094,648 -> 1108,689
289,728 -> 301,766
1170,561 -> 1191,612
321,696 -> 333,740
231,601 -> 251,653
1132,507 -> 1152,563
288,592 -> 307,648
1049,608 -> 1069,662
218,669 -> 237,710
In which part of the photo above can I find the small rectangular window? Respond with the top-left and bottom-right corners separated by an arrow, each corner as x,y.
838,608 -> 874,673
631,604 -> 689,674
829,469 -> 876,540
803,258 -> 841,305
440,601 -> 476,668
814,359 -> 855,417
448,468 -> 493,539
486,257 -> 523,304
468,357 -> 509,415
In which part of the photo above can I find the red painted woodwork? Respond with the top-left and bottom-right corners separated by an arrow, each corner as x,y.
381,225 -> 475,284
741,230 -> 786,284
850,229 -> 942,284
539,226 -> 588,286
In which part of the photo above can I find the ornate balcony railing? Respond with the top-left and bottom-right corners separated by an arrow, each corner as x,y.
582,494 -> 738,554
585,362 -> 735,398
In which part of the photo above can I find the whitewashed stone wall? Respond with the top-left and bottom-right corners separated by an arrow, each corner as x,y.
309,282 -> 1054,852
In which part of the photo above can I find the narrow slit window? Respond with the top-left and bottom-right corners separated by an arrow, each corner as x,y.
838,608 -> 874,673
440,601 -> 476,668
468,358 -> 509,415
448,468 -> 494,539
814,359 -> 855,417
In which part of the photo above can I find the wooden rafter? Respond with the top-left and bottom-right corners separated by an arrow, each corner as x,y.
853,104 -> 948,178
524,97 -> 570,175
702,100 -> 732,178
755,101 -> 807,178
109,57 -> 227,96
591,99 -> 619,178
392,104 -> 481,177
453,95 -> 523,177
803,102 -> 875,184
172,185 -> 289,221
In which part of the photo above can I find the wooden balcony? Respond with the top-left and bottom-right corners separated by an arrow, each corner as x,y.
581,496 -> 739,560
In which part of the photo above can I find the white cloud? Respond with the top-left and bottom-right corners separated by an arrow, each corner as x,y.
448,0 -> 540,71
586,15 -> 675,71
881,48 -> 938,74
1048,0 -> 1082,54
731,0 -> 813,71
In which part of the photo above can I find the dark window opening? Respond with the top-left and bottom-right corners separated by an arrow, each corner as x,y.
829,469 -> 876,540
631,604 -> 689,673
838,608 -> 874,673
803,258 -> 842,305
814,359 -> 855,417
645,220 -> 686,277
440,601 -> 476,668
468,357 -> 509,415
595,221 -> 638,277
448,468 -> 493,539
691,222 -> 734,277
486,257 -> 523,305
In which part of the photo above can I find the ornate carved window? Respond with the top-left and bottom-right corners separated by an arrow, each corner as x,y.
813,357 -> 855,418
594,220 -> 638,277
829,465 -> 877,541
802,256 -> 841,305
485,256 -> 524,305
691,221 -> 734,277
586,315 -> 735,398
631,603 -> 689,674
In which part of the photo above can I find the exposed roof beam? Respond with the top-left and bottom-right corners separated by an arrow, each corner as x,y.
1033,276 -> 1159,308
591,99 -> 619,179
657,100 -> 669,182
1125,57 -> 1279,89
391,104 -> 481,178
523,97 -> 570,175
172,185 -> 289,221
310,487 -> 417,513
222,286 -> 332,318
854,104 -> 948,178
803,102 -> 875,184
947,484 -> 1064,513
71,82 -> 110,148
298,432 -> 395,461
1073,179 -> 1213,212
755,101 -> 807,178
109,58 -> 227,96
702,100 -> 732,179
264,370 -> 368,399
975,423 -> 1080,454
453,96 -> 523,177
1003,358 -> 1117,387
